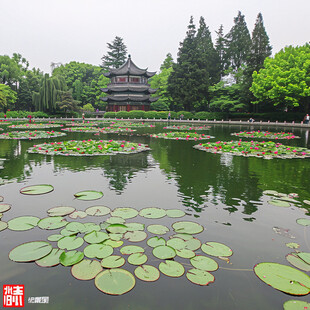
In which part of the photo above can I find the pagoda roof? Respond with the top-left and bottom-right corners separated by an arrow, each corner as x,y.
100,94 -> 159,103
101,85 -> 157,94
104,55 -> 156,78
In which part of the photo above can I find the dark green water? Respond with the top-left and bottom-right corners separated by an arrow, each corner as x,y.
0,122 -> 310,309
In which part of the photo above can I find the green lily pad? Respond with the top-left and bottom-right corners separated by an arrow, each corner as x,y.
57,235 -> 84,250
74,190 -> 103,201
65,222 -> 86,234
283,300 -> 310,310
172,221 -> 204,234
101,255 -> 125,268
128,253 -> 148,265
106,224 -> 127,234
9,241 -> 52,262
35,248 -> 64,267
84,244 -> 113,259
111,207 -> 138,219
106,217 -> 125,224
254,262 -> 310,295
47,234 -> 64,242
123,231 -> 147,242
263,190 -> 278,196
47,206 -> 75,217
139,207 -> 167,219
176,249 -> 196,259
109,233 -> 123,241
0,221 -> 8,231
38,217 -> 68,230
190,255 -> 219,271
166,209 -> 186,218
147,224 -> 169,235
186,268 -> 215,286
134,265 -> 160,282
59,250 -> 84,266
95,269 -> 136,295
153,245 -> 176,260
84,231 -> 109,244
85,206 -> 110,216
184,238 -> 201,251
297,253 -> 310,265
20,184 -> 54,195
0,204 -> 11,213
103,239 -> 123,248
286,253 -> 310,272
286,243 -> 300,249
120,245 -> 144,255
147,236 -> 166,248
171,233 -> 194,241
8,216 -> 40,231
125,222 -> 145,231
71,259 -> 103,280
159,260 -> 185,277
68,211 -> 87,219
83,223 -> 100,234
268,199 -> 291,207
296,218 -> 310,226
167,238 -> 186,250
201,242 -> 233,257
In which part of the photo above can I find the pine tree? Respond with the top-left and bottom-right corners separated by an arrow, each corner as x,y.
101,36 -> 128,70
160,53 -> 174,71
215,24 -> 228,77
57,90 -> 80,117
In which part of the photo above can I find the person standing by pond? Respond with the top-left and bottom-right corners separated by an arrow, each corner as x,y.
82,113 -> 85,123
304,114 -> 309,124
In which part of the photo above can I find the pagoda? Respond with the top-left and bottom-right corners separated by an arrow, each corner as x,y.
101,55 -> 159,112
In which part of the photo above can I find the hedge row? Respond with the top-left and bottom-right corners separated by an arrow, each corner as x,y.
0,111 -> 49,118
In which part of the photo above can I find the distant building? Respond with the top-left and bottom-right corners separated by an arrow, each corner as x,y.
101,55 -> 159,112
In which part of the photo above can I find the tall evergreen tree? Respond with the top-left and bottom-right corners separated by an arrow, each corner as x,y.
215,24 -> 228,77
101,36 -> 128,70
160,53 -> 174,71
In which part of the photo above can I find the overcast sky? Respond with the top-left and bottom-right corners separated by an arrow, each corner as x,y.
1,0 -> 309,74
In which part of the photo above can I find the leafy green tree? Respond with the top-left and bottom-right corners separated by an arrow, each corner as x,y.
57,90 -> 80,117
215,24 -> 228,77
160,53 -> 174,70
101,36 -> 128,69
250,43 -> 310,111
72,79 -> 83,101
82,103 -> 95,112
0,55 -> 22,89
0,84 -> 17,112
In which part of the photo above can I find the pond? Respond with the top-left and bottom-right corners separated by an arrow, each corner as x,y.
1,121 -> 310,309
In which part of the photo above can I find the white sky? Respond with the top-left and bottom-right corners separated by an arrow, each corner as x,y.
1,0 -> 309,74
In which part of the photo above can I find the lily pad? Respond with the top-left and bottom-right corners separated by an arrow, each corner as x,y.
111,207 -> 138,219
286,243 -> 300,249
74,190 -> 103,201
106,224 -> 127,234
85,206 -> 110,216
71,259 -> 103,280
0,196 -> 3,202
83,223 -> 100,234
296,218 -> 310,226
47,234 -> 64,242
134,265 -> 160,282
167,238 -> 186,250
123,231 -> 147,242
38,216 -> 68,230
57,235 -> 84,250
176,249 -> 196,259
0,221 -> 8,231
201,242 -> 233,257
59,250 -> 84,266
35,248 -> 64,267
47,206 -> 75,217
147,224 -> 169,235
101,255 -> 125,268
172,221 -> 204,234
186,268 -> 215,286
103,239 -> 123,248
297,253 -> 310,265
0,204 -> 11,213
106,217 -> 125,224
185,238 -> 201,251
84,231 -> 109,244
147,236 -> 166,248
8,216 -> 40,231
120,245 -> 144,255
125,222 -> 145,231
20,184 -> 54,195
139,207 -> 166,219
153,245 -> 176,260
84,244 -> 113,259
95,269 -> 136,295
254,262 -> 310,295
65,222 -> 86,234
286,253 -> 310,272
166,209 -> 186,218
68,211 -> 87,219
172,233 -> 194,241
128,253 -> 148,266
268,199 -> 291,208
283,300 -> 310,310
109,233 -> 123,241
9,241 -> 52,262
190,255 -> 219,271
263,190 -> 279,196
159,260 -> 185,277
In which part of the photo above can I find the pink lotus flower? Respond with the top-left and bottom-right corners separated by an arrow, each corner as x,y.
131,147 -> 135,150
121,144 -> 125,147
293,150 -> 297,152
77,148 -> 80,150
274,151 -> 278,154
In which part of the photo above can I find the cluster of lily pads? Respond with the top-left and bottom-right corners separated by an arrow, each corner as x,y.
110,122 -> 155,128
27,139 -> 150,156
231,130 -> 299,140
0,130 -> 66,140
151,132 -> 213,141
8,123 -> 63,129
61,127 -> 103,133
163,125 -> 211,131
193,140 -> 310,159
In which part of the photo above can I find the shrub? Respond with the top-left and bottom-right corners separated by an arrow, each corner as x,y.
144,111 -> 158,119
194,112 -> 226,120
115,111 -> 129,119
104,112 -> 116,118
128,110 -> 146,119
176,111 -> 194,120
82,104 -> 95,112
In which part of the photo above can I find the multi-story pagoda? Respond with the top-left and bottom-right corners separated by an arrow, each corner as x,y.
101,55 -> 158,112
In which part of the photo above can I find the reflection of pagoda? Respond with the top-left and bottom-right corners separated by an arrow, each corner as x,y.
101,55 -> 159,112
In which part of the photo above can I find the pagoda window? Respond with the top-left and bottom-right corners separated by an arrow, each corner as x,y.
117,77 -> 128,83
129,77 -> 141,83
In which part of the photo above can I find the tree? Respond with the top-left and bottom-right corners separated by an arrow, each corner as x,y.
57,90 -> 80,117
0,55 -> 22,89
0,84 -> 17,112
160,53 -> 174,70
215,24 -> 228,77
250,43 -> 310,111
101,36 -> 128,70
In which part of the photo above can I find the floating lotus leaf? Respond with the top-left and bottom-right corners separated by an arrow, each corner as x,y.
111,207 -> 138,219
263,190 -> 279,195
153,245 -> 176,260
134,265 -> 160,282
296,218 -> 310,226
84,244 -> 113,259
57,235 -> 84,250
268,199 -> 291,207
139,207 -> 166,219
109,233 -> 123,241
120,245 -> 144,255
60,228 -> 77,236
159,260 -> 185,277
186,268 -> 215,285
171,233 -> 194,241
0,204 -> 11,213
190,255 -> 219,271
277,197 -> 300,204
66,222 -> 86,234
184,238 -> 201,251
0,221 -> 8,231
38,217 -> 68,230
9,241 -> 52,262
286,253 -> 310,272
47,234 -> 64,242
123,231 -> 147,242
59,250 -> 84,266
20,184 -> 54,195
101,255 -> 125,268
304,200 -> 310,206
176,249 -> 196,259
167,238 -> 186,250
35,248 -> 64,267
84,231 -> 109,244
147,224 -> 169,235
106,224 -> 127,234
106,217 -> 125,224
83,223 -> 101,234
297,253 -> 310,265
166,209 -> 186,218
95,269 -> 136,295
125,222 -> 145,231
201,242 -> 233,257
71,259 -> 103,280
172,221 -> 204,234
283,300 -> 310,310
128,253 -> 148,266
103,239 -> 123,248
8,216 -> 40,231
147,236 -> 166,248
0,130 -> 66,140
85,206 -> 110,216
74,190 -> 103,201
254,262 -> 310,295
286,243 -> 300,249
47,206 -> 75,217
68,211 -> 87,219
